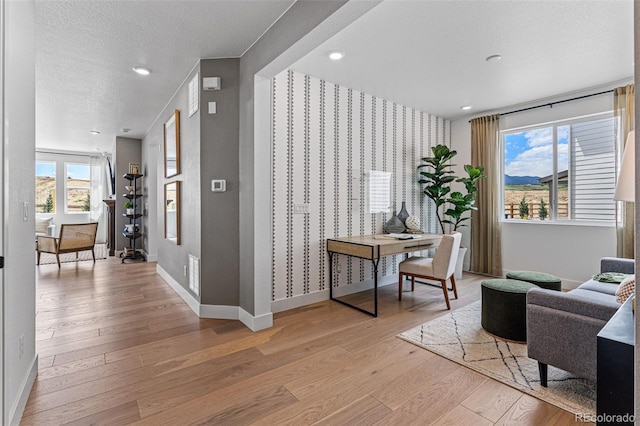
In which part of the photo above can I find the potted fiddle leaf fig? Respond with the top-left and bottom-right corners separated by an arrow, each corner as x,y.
418,144 -> 486,278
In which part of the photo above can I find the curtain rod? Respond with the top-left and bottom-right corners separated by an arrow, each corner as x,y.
469,89 -> 614,122
36,149 -> 107,158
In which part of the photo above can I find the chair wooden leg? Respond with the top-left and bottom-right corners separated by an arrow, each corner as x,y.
450,274 -> 458,299
440,279 -> 451,310
92,249 -> 96,263
411,276 -> 415,292
398,272 -> 403,301
56,254 -> 61,268
37,251 -> 41,265
76,251 -> 79,259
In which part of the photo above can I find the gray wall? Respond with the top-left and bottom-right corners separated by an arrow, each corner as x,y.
4,0 -> 37,423
143,63 -> 202,300
115,137 -> 141,251
199,59 -> 240,306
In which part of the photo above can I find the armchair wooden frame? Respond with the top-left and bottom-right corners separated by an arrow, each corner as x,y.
36,222 -> 98,267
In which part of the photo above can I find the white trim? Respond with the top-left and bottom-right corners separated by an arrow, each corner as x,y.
8,355 -> 37,426
156,264 -> 272,331
157,264 -> 199,315
239,308 -> 273,331
144,251 -> 158,262
271,275 -> 399,313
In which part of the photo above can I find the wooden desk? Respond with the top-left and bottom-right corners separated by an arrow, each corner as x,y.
327,234 -> 442,316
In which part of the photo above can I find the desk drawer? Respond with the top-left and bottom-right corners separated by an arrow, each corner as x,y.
379,242 -> 434,257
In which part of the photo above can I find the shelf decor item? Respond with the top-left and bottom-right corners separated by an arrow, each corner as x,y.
398,201 -> 410,225
384,210 -> 406,234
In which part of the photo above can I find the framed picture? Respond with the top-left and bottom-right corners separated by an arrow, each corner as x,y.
164,181 -> 180,245
128,162 -> 139,175
164,109 -> 180,178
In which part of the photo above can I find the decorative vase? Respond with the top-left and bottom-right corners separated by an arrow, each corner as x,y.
384,210 -> 406,233
397,201 -> 410,225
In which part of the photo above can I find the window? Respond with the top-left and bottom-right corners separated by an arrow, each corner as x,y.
502,113 -> 617,223
36,161 -> 56,213
65,163 -> 91,213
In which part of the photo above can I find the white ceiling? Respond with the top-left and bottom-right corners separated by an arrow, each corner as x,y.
35,0 -> 295,153
36,0 -> 634,153
291,0 -> 634,120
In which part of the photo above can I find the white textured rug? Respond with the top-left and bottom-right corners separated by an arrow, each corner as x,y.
397,301 -> 595,416
37,243 -> 108,265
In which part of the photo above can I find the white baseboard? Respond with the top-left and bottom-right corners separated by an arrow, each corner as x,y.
271,274 -> 398,313
9,354 -> 38,426
156,264 -> 273,331
144,251 -> 158,262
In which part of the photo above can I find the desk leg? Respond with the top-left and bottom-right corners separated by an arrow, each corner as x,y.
328,251 -> 377,317
372,258 -> 379,317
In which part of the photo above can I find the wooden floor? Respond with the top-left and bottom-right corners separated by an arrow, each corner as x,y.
22,257 -> 582,425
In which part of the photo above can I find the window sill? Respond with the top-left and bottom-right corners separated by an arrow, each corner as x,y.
501,219 -> 615,228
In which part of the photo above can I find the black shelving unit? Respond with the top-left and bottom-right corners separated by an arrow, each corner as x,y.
121,173 -> 145,262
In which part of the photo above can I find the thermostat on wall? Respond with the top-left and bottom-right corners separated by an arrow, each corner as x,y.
211,179 -> 226,192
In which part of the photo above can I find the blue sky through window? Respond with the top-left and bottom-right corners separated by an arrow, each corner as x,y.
504,127 -> 569,178
36,162 -> 55,177
66,164 -> 90,180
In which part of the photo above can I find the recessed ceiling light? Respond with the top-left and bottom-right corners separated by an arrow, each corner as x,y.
328,51 -> 345,61
90,130 -> 100,135
485,54 -> 502,63
132,66 -> 151,75
460,105 -> 472,111
121,128 -> 130,133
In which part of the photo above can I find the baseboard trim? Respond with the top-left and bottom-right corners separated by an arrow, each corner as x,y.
144,251 -> 158,262
156,265 -> 273,331
240,309 -> 273,331
271,275 -> 398,312
9,354 -> 38,425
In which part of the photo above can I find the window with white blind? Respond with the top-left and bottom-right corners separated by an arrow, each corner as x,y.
502,112 -> 618,223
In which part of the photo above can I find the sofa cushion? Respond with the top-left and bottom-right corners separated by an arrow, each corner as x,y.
616,275 -> 635,304
577,279 -> 619,296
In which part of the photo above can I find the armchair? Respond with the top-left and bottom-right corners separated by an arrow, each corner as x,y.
526,257 -> 634,386
36,222 -> 98,267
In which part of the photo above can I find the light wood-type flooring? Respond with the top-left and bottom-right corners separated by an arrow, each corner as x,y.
22,257 -> 586,425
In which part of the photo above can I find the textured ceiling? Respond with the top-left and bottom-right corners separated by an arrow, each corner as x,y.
36,0 -> 634,153
291,0 -> 634,120
35,0 -> 295,152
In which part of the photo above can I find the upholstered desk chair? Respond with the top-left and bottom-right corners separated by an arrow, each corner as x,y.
397,231 -> 462,309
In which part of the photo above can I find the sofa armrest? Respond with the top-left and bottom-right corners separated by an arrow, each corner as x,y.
527,288 -> 619,322
526,288 -> 620,382
601,257 -> 634,274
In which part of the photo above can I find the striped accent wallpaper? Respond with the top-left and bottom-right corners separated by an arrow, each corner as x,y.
272,70 -> 451,303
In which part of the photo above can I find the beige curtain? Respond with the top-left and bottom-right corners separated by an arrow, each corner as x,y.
470,114 -> 502,276
614,84 -> 634,259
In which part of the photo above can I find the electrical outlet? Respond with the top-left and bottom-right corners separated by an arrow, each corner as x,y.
183,265 -> 188,277
293,203 -> 310,214
19,334 -> 24,359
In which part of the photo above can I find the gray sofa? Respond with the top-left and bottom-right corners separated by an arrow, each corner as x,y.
526,257 -> 635,386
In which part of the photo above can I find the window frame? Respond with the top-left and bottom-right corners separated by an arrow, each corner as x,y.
64,162 -> 91,214
500,111 -> 618,226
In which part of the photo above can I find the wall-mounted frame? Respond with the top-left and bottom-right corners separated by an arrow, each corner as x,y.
164,109 -> 180,178
165,181 -> 181,245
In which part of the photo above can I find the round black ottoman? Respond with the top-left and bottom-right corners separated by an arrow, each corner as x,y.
481,279 -> 539,342
506,270 -> 562,291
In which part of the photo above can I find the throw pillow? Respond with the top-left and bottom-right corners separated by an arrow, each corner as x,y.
35,217 -> 53,235
616,275 -> 635,304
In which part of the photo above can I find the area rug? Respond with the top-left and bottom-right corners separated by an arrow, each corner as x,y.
397,301 -> 595,416
37,243 -> 108,265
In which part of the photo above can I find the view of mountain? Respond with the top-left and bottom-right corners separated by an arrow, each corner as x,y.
504,175 -> 541,185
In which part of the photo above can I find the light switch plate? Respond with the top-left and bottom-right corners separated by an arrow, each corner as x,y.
211,179 -> 226,192
208,102 -> 217,114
